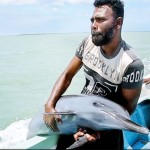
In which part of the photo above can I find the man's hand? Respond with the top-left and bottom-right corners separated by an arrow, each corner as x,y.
143,77 -> 150,84
74,129 -> 100,143
43,107 -> 62,132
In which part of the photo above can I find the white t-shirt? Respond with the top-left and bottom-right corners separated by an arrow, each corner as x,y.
76,35 -> 144,104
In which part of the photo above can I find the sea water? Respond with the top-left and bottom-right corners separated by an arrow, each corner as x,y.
0,32 -> 150,148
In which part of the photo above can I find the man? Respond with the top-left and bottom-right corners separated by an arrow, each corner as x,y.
44,0 -> 144,149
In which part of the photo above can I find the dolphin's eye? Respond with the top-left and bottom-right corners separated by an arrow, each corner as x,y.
93,102 -> 105,107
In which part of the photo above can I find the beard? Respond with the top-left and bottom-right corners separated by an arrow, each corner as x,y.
91,26 -> 115,46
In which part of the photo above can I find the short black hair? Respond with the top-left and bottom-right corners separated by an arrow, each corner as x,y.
93,0 -> 124,19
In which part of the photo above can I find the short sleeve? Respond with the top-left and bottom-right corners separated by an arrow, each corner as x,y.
122,59 -> 144,89
75,37 -> 88,60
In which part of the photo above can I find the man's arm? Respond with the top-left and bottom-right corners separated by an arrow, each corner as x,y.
121,87 -> 142,115
121,59 -> 144,115
44,56 -> 83,131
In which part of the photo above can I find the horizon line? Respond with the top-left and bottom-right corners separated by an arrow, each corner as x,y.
0,31 -> 150,37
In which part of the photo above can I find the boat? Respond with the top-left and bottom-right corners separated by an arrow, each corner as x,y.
124,81 -> 150,149
12,80 -> 150,149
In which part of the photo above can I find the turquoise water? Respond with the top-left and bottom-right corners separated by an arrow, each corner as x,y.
0,32 -> 150,130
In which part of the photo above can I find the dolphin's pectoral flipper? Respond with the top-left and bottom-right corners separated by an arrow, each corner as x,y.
66,135 -> 88,149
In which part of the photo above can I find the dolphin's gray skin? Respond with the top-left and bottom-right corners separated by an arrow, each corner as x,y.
27,94 -> 149,141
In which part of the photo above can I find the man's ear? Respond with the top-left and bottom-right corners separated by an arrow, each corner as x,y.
115,17 -> 123,29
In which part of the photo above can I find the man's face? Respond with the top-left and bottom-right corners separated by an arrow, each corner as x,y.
91,5 -> 116,46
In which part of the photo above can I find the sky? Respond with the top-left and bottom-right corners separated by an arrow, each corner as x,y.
0,0 -> 150,35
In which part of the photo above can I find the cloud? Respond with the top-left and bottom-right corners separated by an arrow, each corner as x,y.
50,0 -> 93,5
59,0 -> 93,4
0,0 -> 38,5
124,0 -> 150,3
51,7 -> 58,12
0,0 -> 94,7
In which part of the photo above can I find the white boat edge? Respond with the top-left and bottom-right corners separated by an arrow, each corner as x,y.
11,135 -> 59,149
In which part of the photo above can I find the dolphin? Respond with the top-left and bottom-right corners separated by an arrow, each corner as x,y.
27,94 -> 149,148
